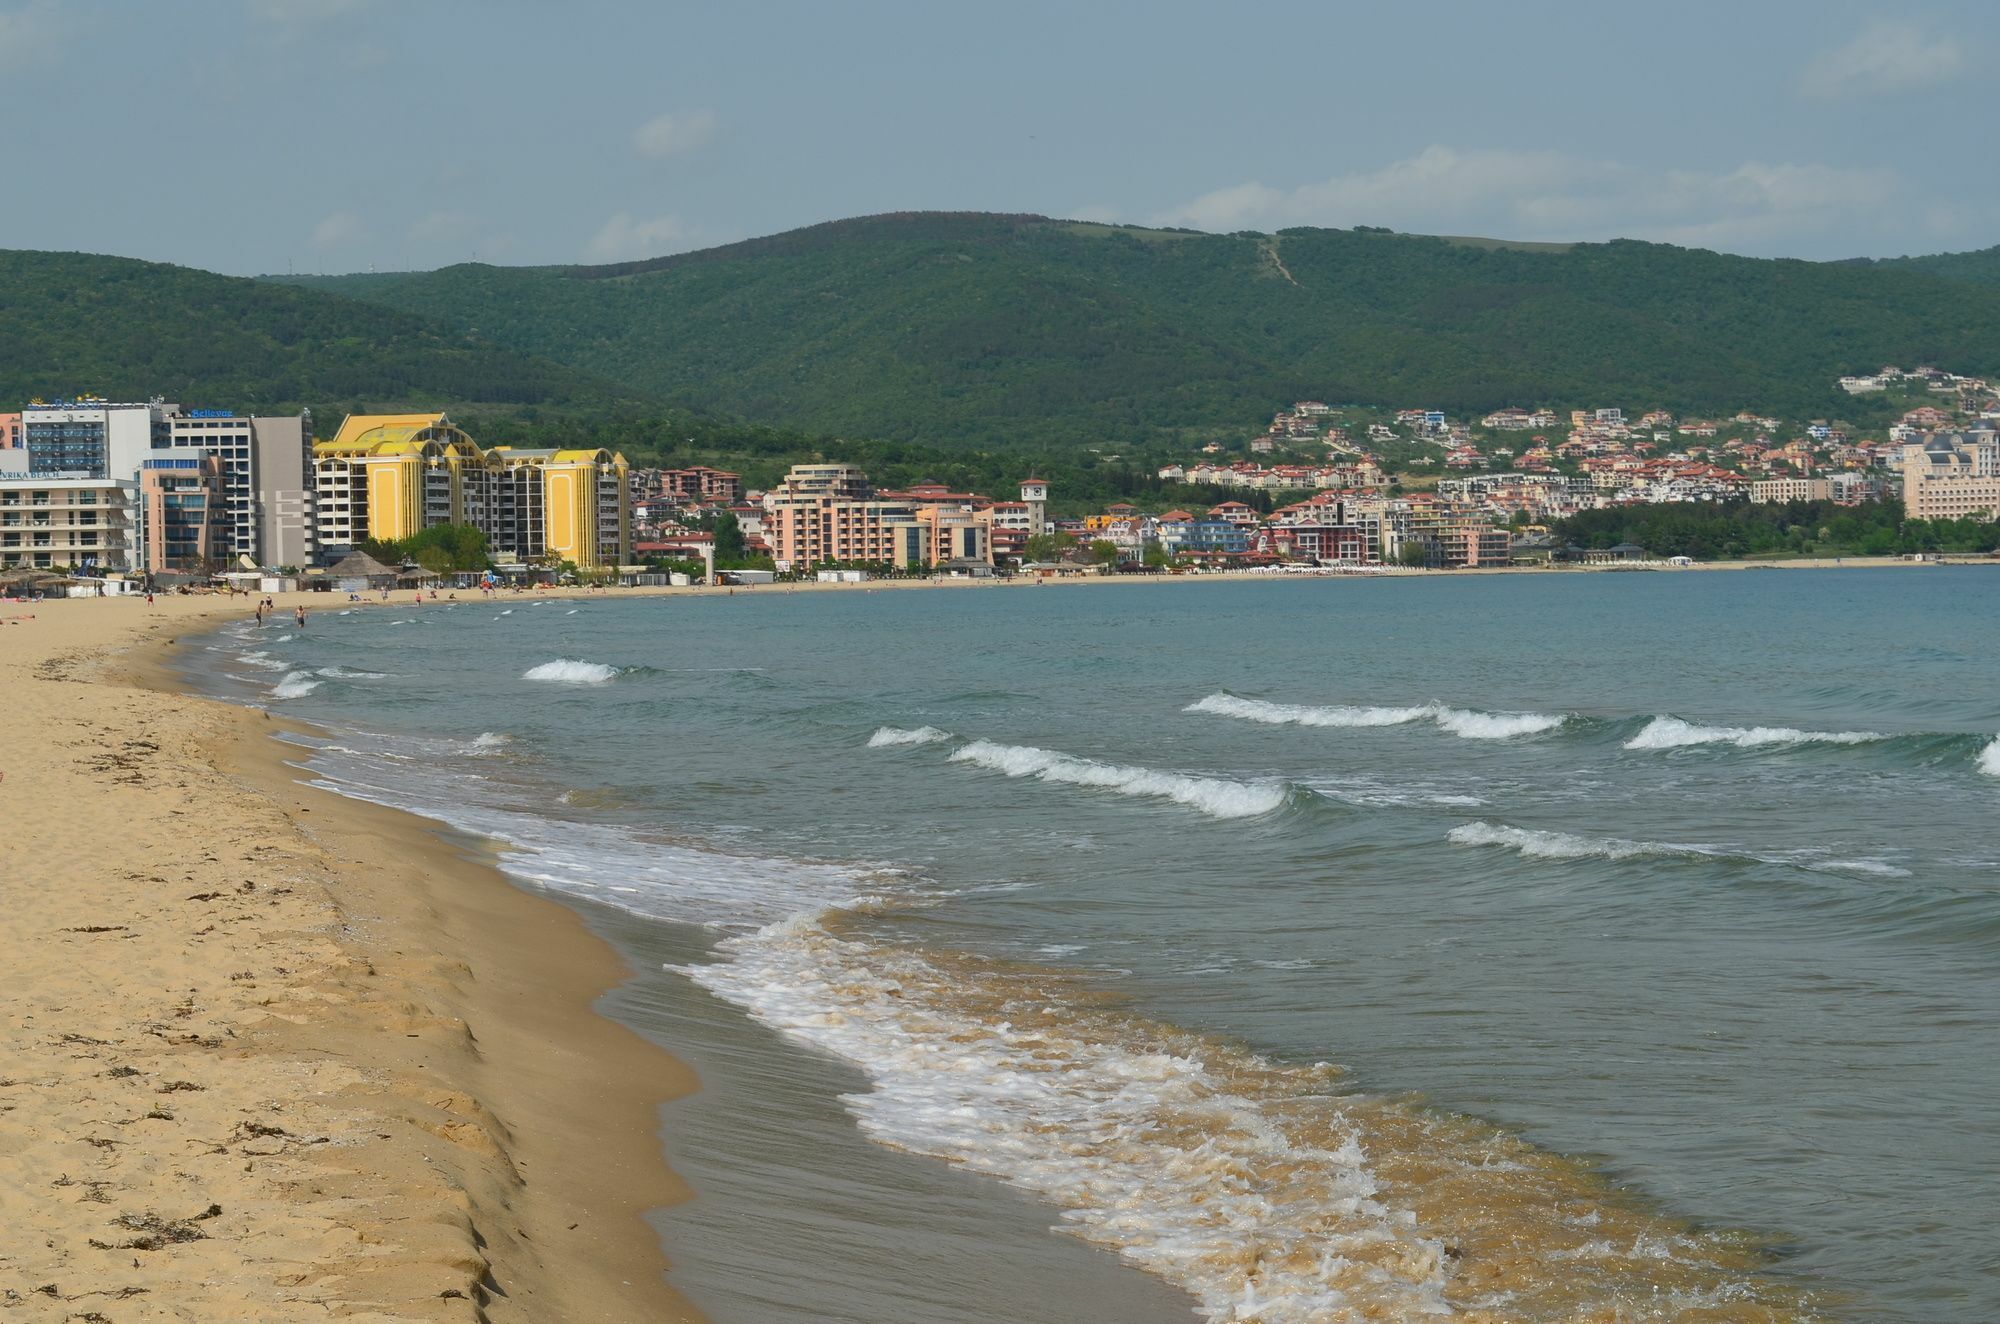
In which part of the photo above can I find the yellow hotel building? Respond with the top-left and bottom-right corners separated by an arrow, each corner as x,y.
312,413 -> 631,569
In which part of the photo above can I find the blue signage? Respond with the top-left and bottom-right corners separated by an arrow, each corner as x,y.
187,409 -> 236,419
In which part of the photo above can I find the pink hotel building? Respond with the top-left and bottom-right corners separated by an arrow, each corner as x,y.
761,464 -> 1047,570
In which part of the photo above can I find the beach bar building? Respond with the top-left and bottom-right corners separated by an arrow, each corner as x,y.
324,549 -> 398,593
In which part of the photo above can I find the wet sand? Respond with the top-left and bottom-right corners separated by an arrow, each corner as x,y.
0,594 -> 700,1321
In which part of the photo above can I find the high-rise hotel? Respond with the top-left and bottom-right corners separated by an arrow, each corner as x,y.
0,399 -> 313,574
312,413 -> 631,570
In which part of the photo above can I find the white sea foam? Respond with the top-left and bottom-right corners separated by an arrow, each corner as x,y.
1187,693 -> 1565,740
1450,822 -> 1912,877
866,725 -> 952,747
1430,707 -> 1567,739
685,919 -> 1459,1323
1309,777 -> 1486,809
235,651 -> 290,672
948,739 -> 1287,819
315,665 -> 389,679
1815,858 -> 1913,878
1980,736 -> 2000,777
271,669 -> 322,700
1449,821 -> 1703,862
1624,716 -> 1886,750
282,718 -> 1795,1322
468,732 -> 512,754
522,658 -> 619,684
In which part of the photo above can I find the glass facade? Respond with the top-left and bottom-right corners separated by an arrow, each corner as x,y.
27,420 -> 107,478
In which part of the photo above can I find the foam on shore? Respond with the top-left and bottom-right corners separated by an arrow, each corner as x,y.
683,910 -> 1814,1323
272,669 -> 322,699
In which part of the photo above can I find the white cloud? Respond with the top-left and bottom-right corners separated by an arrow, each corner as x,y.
583,212 -> 695,263
1150,145 -> 1904,256
309,210 -> 362,250
633,110 -> 717,161
1798,22 -> 1965,99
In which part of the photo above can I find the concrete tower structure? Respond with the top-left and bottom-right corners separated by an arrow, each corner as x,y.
1020,477 -> 1048,536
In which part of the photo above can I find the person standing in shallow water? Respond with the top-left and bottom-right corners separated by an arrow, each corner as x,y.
295,605 -> 306,629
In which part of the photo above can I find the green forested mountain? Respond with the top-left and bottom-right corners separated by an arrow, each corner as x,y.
269,213 -> 2000,447
0,250 -> 638,414
1851,245 -> 2000,287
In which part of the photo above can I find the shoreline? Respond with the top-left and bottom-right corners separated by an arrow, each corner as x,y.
0,595 -> 702,1321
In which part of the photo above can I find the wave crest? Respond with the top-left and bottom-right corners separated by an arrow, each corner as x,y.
522,658 -> 619,684
947,739 -> 1287,819
1625,716 -> 1886,750
1980,737 -> 2000,778
1449,821 -> 1910,877
867,725 -> 952,747
1187,693 -> 1565,739
271,669 -> 321,700
685,917 -> 1812,1322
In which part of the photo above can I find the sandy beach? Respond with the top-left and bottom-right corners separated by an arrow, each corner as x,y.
0,592 -> 701,1322
0,557 -> 1978,1319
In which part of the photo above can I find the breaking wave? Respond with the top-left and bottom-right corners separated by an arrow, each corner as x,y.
1980,736 -> 2000,778
1625,716 -> 1887,750
1449,821 -> 1910,877
468,732 -> 512,755
866,725 -> 952,747
522,658 -> 620,684
1187,693 -> 1566,740
948,739 -> 1288,819
234,651 -> 290,672
271,669 -> 321,700
315,665 -> 390,679
684,913 -> 1813,1323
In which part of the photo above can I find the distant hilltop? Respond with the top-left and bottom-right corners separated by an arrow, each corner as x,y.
3,214 -> 2000,454
264,213 -> 2000,447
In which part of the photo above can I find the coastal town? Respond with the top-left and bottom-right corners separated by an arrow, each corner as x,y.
3,364 -> 1998,593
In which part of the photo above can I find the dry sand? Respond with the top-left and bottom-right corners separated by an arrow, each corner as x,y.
0,592 -> 702,1322
0,555 -> 1967,1316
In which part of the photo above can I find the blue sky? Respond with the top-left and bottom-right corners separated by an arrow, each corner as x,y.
1,0 -> 1991,274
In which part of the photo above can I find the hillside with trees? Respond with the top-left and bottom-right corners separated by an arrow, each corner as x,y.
272,213 -> 2000,448
0,250 -> 638,417
1551,500 -> 2000,560
1851,245 -> 2000,288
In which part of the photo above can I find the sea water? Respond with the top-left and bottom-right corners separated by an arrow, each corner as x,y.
187,570 -> 2000,1322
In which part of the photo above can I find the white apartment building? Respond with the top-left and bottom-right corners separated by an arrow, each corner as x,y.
1749,477 -> 1833,504
23,400 -> 169,481
166,411 -> 315,567
21,400 -> 314,568
1901,432 -> 2000,521
0,478 -> 138,572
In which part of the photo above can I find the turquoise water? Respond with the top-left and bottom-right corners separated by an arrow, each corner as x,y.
193,571 -> 2000,1321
